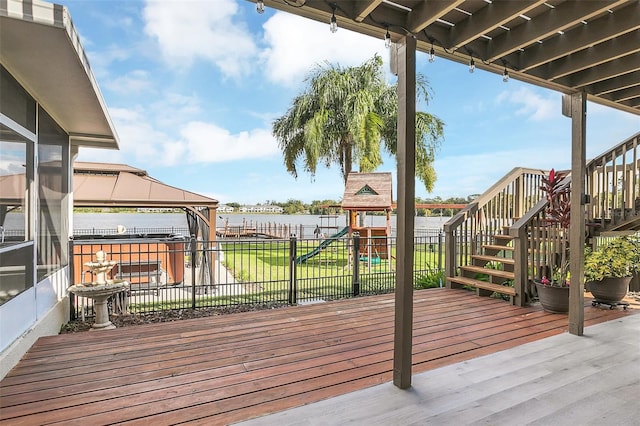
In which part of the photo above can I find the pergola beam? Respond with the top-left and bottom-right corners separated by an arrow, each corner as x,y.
352,0 -> 382,23
407,0 -> 464,34
602,85 -> 640,103
448,1 -> 546,51
532,31 -> 640,81
563,56 -> 639,88
484,1 -> 626,63
585,70 -> 640,95
515,2 -> 640,72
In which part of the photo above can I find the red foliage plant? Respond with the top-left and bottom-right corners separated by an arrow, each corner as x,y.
539,168 -> 571,287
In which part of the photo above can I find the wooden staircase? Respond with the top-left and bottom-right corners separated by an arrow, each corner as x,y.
449,230 -> 516,301
445,131 -> 640,307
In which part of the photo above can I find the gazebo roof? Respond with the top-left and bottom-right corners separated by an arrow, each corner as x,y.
72,162 -> 218,208
342,172 -> 393,211
255,0 -> 639,116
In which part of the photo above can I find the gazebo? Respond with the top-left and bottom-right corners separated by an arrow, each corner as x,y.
72,162 -> 219,286
72,162 -> 218,237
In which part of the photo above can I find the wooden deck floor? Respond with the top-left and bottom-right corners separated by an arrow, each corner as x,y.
0,288 -> 635,425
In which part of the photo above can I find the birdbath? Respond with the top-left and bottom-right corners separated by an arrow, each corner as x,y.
68,250 -> 129,330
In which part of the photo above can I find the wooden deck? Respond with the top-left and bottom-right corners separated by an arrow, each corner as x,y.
0,288 -> 636,425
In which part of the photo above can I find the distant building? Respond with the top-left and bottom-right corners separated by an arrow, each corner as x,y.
218,205 -> 235,213
238,205 -> 284,214
137,208 -> 179,213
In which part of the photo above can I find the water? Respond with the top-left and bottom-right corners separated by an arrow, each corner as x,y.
73,212 -> 450,238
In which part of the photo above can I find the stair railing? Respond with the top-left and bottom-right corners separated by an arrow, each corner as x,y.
586,131 -> 640,231
444,167 -> 547,306
508,131 -> 639,305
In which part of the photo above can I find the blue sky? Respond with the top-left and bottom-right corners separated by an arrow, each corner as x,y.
70,0 -> 639,205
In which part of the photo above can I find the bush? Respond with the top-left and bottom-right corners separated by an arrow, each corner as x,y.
585,236 -> 640,281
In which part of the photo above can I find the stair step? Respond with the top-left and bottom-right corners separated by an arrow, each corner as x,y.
472,254 -> 515,265
494,234 -> 513,242
483,244 -> 514,252
460,265 -> 515,280
448,276 -> 516,296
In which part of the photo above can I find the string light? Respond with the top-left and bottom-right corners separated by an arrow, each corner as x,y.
330,6 -> 338,33
503,67 -> 509,82
428,43 -> 435,63
384,28 -> 391,48
256,0 -> 265,14
469,57 -> 475,73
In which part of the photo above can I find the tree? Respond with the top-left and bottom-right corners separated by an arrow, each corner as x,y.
273,55 -> 445,191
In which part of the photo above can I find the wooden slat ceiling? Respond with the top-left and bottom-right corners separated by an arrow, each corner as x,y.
255,0 -> 640,116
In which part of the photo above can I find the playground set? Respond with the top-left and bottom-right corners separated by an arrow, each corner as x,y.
342,172 -> 393,264
295,172 -> 393,266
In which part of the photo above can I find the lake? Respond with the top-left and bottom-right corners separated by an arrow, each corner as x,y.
73,212 -> 451,238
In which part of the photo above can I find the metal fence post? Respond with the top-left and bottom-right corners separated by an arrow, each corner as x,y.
438,231 -> 443,273
69,237 -> 77,320
191,235 -> 197,309
352,232 -> 360,296
288,234 -> 297,305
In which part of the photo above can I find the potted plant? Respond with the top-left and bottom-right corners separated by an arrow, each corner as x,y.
584,236 -> 640,304
534,169 -> 571,313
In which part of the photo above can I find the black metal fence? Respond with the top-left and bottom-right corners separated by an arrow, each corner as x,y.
70,230 -> 445,319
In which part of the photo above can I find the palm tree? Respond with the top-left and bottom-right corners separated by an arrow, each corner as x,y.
273,55 -> 444,191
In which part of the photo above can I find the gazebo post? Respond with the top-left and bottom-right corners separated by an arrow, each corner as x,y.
393,35 -> 416,390
209,208 -> 217,286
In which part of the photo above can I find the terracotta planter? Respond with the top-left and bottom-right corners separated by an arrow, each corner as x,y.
586,276 -> 632,303
535,281 -> 569,314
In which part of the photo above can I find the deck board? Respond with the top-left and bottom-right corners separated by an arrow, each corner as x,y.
0,288 -> 635,425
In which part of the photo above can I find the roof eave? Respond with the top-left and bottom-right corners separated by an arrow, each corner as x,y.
0,0 -> 119,149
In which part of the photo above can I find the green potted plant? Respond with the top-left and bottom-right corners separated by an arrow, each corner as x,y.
584,236 -> 640,304
535,169 -> 571,313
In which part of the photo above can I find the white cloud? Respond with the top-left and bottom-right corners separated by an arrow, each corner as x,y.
106,70 -> 154,94
78,107 -> 278,167
495,86 -> 558,121
261,12 -> 388,87
142,0 -> 257,78
148,93 -> 202,128
181,122 -> 279,162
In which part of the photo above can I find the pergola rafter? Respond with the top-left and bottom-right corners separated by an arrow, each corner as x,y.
256,0 -> 640,114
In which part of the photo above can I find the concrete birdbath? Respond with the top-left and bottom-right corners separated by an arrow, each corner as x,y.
68,250 -> 129,330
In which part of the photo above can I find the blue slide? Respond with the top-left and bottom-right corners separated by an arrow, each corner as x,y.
295,226 -> 349,264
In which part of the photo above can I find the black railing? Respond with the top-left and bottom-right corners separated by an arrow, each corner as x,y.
70,231 -> 445,319
74,227 -> 190,238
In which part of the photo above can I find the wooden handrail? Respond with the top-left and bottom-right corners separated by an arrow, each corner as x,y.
444,167 -> 545,232
586,131 -> 640,168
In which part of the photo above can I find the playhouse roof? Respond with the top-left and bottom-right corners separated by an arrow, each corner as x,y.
342,172 -> 393,211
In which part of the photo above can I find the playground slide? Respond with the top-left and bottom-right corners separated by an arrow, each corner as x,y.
295,226 -> 349,264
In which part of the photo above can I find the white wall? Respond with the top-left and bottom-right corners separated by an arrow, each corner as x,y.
0,267 -> 70,379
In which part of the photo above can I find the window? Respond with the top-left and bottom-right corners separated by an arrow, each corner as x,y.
0,66 -> 36,133
0,70 -> 36,304
37,107 -> 69,281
